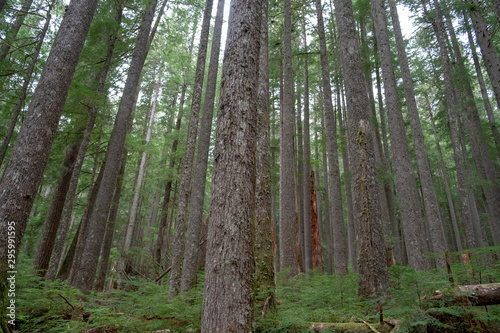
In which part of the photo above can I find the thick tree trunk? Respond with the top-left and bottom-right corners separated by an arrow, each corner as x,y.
253,0 -> 276,315
71,0 -> 157,293
200,0 -> 261,329
46,0 -> 124,280
371,0 -> 427,271
333,0 -> 389,297
180,0 -> 225,293
168,0 -> 213,297
0,0 -> 99,326
0,0 -> 54,168
33,143 -> 80,275
388,0 -> 448,266
280,0 -> 299,276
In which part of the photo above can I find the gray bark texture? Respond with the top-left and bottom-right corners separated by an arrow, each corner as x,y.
180,0 -> 225,293
0,0 -> 99,326
280,0 -> 299,276
388,0 -> 447,266
254,0 -> 276,314
168,0 -> 213,298
333,0 -> 389,297
200,0 -> 262,330
371,0 -> 427,271
71,0 -> 157,293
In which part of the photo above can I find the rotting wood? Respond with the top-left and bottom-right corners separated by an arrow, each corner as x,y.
425,283 -> 500,306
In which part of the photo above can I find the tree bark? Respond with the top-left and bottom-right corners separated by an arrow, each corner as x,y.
388,0 -> 448,267
0,0 -> 99,325
46,0 -> 124,280
179,0 -> 225,293
280,0 -> 299,277
168,0 -> 213,297
95,152 -> 127,292
333,0 -> 389,297
310,171 -> 323,271
200,0 -> 261,329
33,143 -> 80,275
253,0 -> 276,315
0,0 -> 54,168
371,0 -> 427,271
71,0 -> 157,293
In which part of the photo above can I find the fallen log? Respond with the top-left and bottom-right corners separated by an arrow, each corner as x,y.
425,283 -> 500,306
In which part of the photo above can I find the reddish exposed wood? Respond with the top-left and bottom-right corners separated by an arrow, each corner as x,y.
310,171 -> 323,271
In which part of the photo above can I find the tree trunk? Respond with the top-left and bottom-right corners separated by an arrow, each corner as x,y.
424,0 -> 476,249
0,0 -> 54,168
95,152 -> 127,292
46,0 -> 124,280
280,0 -> 299,277
0,0 -> 99,326
388,0 -> 448,267
154,28 -> 196,265
179,0 -> 225,293
296,78 -> 306,272
71,0 -> 157,293
321,115 -> 334,275
333,0 -> 389,297
371,0 -> 427,271
253,0 -> 276,315
463,11 -> 500,150
427,107 -> 463,252
168,0 -> 213,298
33,143 -> 80,276
315,0 -> 347,275
122,72 -> 161,265
310,171 -> 323,271
301,29 -> 313,276
200,0 -> 261,329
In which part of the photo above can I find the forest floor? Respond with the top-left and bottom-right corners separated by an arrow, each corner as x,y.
12,246 -> 500,332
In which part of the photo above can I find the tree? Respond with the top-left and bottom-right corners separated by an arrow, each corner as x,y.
71,0 -> 158,293
333,0 -> 389,297
254,0 -> 276,314
387,0 -> 447,267
168,0 -> 213,297
0,0 -> 100,326
180,0 -> 225,293
315,0 -> 348,275
200,0 -> 262,329
280,0 -> 299,277
371,0 -> 428,270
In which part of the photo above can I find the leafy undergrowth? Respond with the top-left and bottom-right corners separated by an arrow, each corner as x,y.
14,246 -> 500,332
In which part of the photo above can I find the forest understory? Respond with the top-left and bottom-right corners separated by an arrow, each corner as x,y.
13,246 -> 500,332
